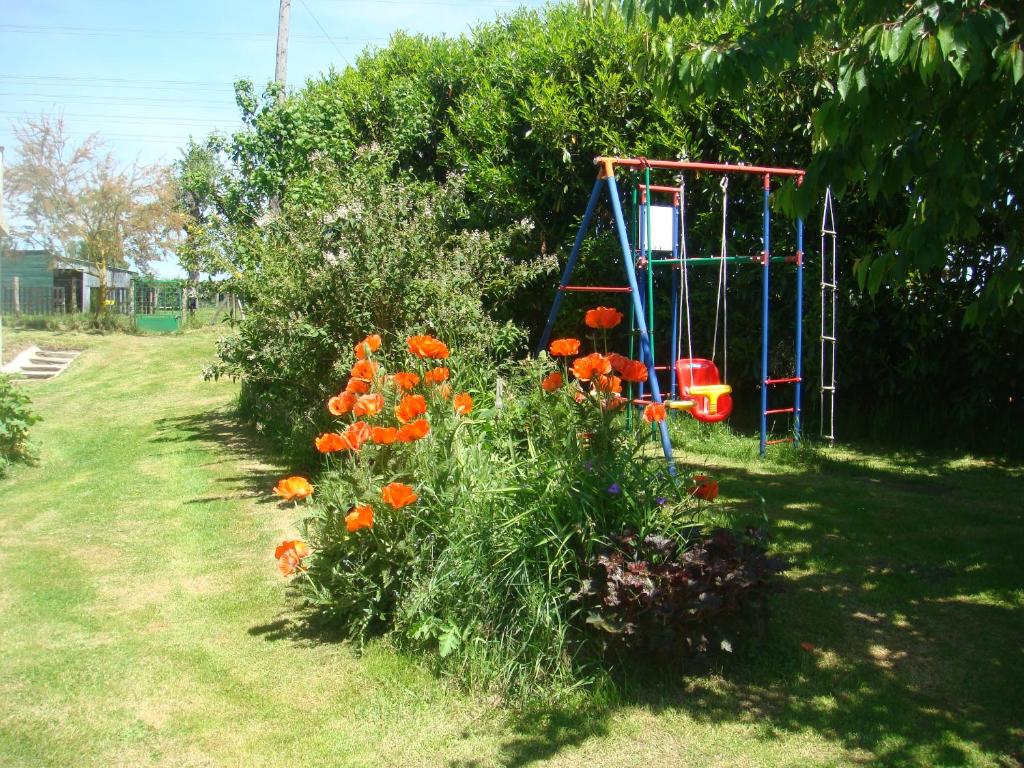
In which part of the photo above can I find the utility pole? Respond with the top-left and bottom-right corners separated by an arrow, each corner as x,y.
0,145 -> 8,237
275,0 -> 291,103
0,145 -> 8,365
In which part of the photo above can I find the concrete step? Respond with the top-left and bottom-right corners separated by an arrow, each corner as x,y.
22,364 -> 65,373
16,371 -> 57,380
2,346 -> 81,380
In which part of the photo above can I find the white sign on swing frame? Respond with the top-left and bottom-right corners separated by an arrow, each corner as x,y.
644,205 -> 675,252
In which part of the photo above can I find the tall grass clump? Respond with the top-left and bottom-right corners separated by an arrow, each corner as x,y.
6,312 -> 135,333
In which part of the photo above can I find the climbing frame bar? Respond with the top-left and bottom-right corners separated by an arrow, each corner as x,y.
598,156 -> 805,177
760,173 -> 771,456
538,178 -> 603,354
606,171 -> 676,472
794,201 -> 804,444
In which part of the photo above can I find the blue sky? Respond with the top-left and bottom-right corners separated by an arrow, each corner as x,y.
1,0 -> 549,276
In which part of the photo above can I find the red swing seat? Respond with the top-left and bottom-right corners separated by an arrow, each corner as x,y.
674,358 -> 733,423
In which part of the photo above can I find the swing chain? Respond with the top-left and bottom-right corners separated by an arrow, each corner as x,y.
677,175 -> 694,368
711,176 -> 729,382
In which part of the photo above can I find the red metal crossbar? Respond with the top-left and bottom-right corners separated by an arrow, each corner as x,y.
599,156 -> 805,178
766,437 -> 795,446
764,376 -> 801,385
764,407 -> 795,416
558,285 -> 631,293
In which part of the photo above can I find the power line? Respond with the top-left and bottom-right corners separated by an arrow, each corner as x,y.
0,93 -> 235,106
0,74 -> 233,87
0,111 -> 240,127
298,0 -> 350,65
0,78 -> 234,94
0,23 -> 384,43
318,0 -> 523,5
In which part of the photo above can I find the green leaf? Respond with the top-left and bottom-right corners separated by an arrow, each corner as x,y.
837,65 -> 853,100
919,36 -> 938,80
867,254 -> 890,294
438,626 -> 461,658
937,23 -> 955,58
891,16 -> 922,64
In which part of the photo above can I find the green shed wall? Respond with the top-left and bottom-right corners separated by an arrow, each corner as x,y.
2,250 -> 55,290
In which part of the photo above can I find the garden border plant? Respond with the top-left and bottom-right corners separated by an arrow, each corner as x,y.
0,374 -> 40,477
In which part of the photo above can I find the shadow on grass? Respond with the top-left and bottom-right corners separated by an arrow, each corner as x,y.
150,406 -> 292,507
472,450 -> 1024,767
259,448 -> 1021,767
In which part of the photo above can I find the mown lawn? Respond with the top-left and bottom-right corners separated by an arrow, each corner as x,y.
0,327 -> 1021,767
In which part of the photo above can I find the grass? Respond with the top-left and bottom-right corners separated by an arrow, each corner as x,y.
0,326 -> 1021,767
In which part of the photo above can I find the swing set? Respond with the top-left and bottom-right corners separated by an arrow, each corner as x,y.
539,156 -> 813,462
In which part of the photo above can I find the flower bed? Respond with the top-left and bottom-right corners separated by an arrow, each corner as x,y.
271,310 -> 784,698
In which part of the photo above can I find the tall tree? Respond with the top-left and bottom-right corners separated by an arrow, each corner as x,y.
597,0 -> 1023,320
173,138 -> 233,281
6,115 -> 181,311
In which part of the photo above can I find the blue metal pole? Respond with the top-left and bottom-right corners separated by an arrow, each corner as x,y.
537,177 -> 604,355
760,174 -> 771,457
637,199 -> 647,403
794,214 -> 804,445
670,196 -> 680,400
607,172 -> 676,472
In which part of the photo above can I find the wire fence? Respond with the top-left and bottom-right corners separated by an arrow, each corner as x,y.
1,281 -> 218,322
1,286 -> 67,315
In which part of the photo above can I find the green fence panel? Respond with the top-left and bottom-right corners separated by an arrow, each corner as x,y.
136,315 -> 180,332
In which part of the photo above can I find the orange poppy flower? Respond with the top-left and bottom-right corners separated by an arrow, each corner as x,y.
395,393 -> 428,423
396,419 -> 430,442
453,392 -> 473,415
353,393 -> 385,417
689,475 -> 719,501
275,539 -> 311,560
345,377 -> 371,394
541,371 -> 563,393
549,338 -> 580,357
424,366 -> 450,384
608,395 -> 627,411
315,432 -> 345,453
594,374 -> 622,394
350,359 -> 380,382
354,334 -> 382,360
275,539 -> 310,577
273,475 -> 314,501
584,306 -> 623,329
392,371 -> 420,390
407,334 -> 450,359
612,357 -> 648,383
574,389 -> 587,404
571,352 -> 611,381
328,391 -> 357,416
345,504 -> 374,532
643,403 -> 667,423
341,421 -> 372,451
371,426 -> 399,445
381,482 -> 418,509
